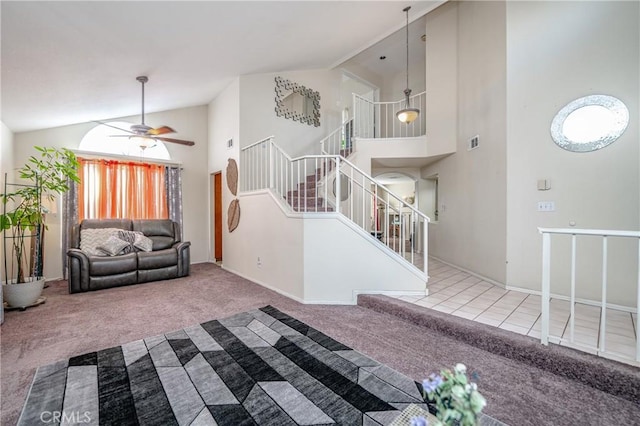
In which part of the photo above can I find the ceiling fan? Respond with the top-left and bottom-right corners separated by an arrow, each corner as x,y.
97,76 -> 195,148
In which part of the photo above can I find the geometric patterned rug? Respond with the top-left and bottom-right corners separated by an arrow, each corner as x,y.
18,306 -> 430,425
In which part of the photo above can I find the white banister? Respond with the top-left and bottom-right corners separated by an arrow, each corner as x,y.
600,236 -> 608,353
569,235 -> 576,343
541,231 -> 551,345
353,92 -> 426,139
241,136 -> 429,275
637,237 -> 640,361
538,227 -> 640,363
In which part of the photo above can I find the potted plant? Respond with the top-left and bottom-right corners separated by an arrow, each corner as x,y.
1,146 -> 79,309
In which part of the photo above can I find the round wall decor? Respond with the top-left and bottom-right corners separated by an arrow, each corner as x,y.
226,158 -> 238,196
228,199 -> 241,232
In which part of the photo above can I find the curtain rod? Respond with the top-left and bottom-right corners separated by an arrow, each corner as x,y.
71,149 -> 183,167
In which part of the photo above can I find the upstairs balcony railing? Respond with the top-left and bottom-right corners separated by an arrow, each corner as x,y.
539,227 -> 640,364
240,136 -> 429,275
353,91 -> 426,139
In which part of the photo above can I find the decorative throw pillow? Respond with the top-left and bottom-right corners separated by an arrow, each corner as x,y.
133,234 -> 153,252
97,236 -> 130,256
117,230 -> 144,253
80,228 -> 122,256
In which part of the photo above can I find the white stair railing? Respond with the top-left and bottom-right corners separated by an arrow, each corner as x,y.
331,157 -> 429,274
320,119 -> 354,157
353,92 -> 426,139
539,227 -> 640,363
240,136 -> 429,274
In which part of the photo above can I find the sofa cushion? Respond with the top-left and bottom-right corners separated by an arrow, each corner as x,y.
137,249 -> 178,270
132,219 -> 176,250
151,236 -> 175,250
133,234 -> 153,252
97,236 -> 130,256
80,228 -> 122,256
132,219 -> 174,237
90,252 -> 137,276
80,219 -> 132,231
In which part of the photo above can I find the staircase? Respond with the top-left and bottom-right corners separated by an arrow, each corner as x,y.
286,168 -> 332,212
240,130 -> 429,278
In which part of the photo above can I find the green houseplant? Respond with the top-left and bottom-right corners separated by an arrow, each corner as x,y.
1,146 -> 79,308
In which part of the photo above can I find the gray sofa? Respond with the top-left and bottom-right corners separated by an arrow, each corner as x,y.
67,219 -> 190,293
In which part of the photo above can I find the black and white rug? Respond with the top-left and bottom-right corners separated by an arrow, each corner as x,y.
18,306 -> 430,425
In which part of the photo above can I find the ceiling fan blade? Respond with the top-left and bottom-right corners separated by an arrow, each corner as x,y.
93,120 -> 134,134
155,136 -> 195,146
147,126 -> 175,136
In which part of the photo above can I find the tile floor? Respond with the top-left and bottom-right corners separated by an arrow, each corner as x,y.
392,258 -> 638,366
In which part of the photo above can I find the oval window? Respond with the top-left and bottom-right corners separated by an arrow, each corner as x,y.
550,95 -> 629,152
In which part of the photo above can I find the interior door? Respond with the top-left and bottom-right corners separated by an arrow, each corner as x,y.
214,172 -> 223,261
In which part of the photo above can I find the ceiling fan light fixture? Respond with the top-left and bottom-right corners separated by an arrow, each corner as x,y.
130,135 -> 155,150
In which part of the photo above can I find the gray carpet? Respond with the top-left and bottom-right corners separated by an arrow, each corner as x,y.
19,305 -> 471,426
358,295 -> 640,406
4,264 -> 640,426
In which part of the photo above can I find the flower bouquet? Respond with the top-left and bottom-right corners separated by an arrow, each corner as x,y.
412,363 -> 486,426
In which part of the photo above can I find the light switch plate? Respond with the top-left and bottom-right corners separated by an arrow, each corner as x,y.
537,201 -> 555,212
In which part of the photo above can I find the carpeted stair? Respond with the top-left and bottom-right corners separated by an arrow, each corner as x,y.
286,167 -> 333,212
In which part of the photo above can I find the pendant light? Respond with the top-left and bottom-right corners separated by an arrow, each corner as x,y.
396,6 -> 420,124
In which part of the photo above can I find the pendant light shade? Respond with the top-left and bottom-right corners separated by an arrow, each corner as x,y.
397,90 -> 420,124
396,6 -> 420,124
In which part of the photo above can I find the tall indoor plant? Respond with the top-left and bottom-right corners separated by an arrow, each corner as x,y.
1,146 -> 79,308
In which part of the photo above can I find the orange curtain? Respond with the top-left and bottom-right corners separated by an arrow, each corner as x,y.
78,157 -> 168,220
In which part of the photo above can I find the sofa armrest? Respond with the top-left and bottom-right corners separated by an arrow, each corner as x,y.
172,241 -> 191,277
67,249 -> 90,294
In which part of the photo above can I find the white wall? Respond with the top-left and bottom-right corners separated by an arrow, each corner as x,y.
424,1 -> 457,155
12,105 -> 210,279
238,70 -> 343,157
0,121 -> 13,175
226,192 -> 305,301
421,0 -> 508,284
353,136 -> 453,176
505,1 -> 640,305
381,57 -> 426,103
1,122 -> 15,286
340,73 -> 379,117
208,78 -> 240,264
303,216 -> 426,303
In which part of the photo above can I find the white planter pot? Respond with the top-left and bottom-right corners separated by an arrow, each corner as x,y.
3,278 -> 45,309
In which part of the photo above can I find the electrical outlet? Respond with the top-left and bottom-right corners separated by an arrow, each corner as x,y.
257,257 -> 262,267
537,201 -> 555,212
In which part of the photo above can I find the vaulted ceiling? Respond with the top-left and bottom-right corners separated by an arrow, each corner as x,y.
1,1 -> 442,133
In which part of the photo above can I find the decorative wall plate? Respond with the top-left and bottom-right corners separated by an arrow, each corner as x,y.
228,199 -> 240,232
226,158 -> 238,196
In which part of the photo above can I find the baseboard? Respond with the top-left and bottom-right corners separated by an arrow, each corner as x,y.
429,255 -> 505,288
221,265 -> 305,304
505,284 -> 638,314
429,257 -> 637,314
